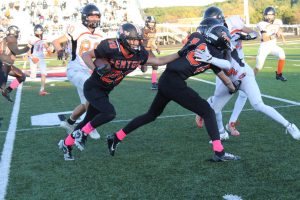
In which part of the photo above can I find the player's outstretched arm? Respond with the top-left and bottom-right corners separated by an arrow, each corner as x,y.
146,52 -> 179,66
52,35 -> 68,56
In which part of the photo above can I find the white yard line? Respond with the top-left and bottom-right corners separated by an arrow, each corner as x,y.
0,84 -> 23,200
0,104 -> 297,134
189,77 -> 300,105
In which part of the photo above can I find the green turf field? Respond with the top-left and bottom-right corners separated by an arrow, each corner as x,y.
1,38 -> 300,200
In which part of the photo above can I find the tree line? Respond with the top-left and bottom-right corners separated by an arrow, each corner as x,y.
144,0 -> 300,24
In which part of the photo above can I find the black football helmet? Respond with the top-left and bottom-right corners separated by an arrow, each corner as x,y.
197,17 -> 223,35
81,4 -> 101,29
117,23 -> 143,54
145,16 -> 156,29
204,25 -> 232,50
203,6 -> 225,24
263,6 -> 276,23
34,24 -> 43,39
6,25 -> 20,39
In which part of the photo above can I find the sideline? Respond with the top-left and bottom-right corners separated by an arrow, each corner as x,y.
0,84 -> 23,200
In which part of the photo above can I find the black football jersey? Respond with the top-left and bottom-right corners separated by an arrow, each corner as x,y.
166,32 -> 226,80
90,39 -> 149,90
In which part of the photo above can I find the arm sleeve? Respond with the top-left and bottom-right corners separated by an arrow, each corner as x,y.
140,48 -> 149,65
7,36 -> 30,55
94,40 -> 109,59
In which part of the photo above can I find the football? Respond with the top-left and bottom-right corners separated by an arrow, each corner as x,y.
93,58 -> 111,75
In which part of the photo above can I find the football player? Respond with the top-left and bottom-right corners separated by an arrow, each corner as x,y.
52,4 -> 105,139
104,23 -> 241,162
57,22 -> 197,161
143,16 -> 161,90
28,24 -> 52,96
0,25 -> 32,102
196,6 -> 258,137
195,16 -> 300,142
256,6 -> 287,81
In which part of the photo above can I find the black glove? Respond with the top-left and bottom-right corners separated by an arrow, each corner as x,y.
57,50 -> 64,60
95,64 -> 111,77
229,80 -> 241,94
236,32 -> 257,41
177,42 -> 196,57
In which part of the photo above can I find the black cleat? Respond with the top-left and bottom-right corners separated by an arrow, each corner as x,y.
212,152 -> 241,162
73,130 -> 87,151
275,71 -> 287,81
58,140 -> 74,161
107,133 -> 120,156
1,89 -> 13,102
151,83 -> 158,90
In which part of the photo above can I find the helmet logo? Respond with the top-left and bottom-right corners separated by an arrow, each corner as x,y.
124,30 -> 130,36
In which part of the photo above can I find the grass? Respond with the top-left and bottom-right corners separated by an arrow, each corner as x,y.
1,38 -> 300,200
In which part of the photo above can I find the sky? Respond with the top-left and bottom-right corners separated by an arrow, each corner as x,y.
137,0 -> 226,8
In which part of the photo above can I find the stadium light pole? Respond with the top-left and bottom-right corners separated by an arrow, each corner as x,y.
244,0 -> 250,25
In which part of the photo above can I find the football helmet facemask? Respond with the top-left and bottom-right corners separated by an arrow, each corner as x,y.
204,25 -> 232,51
81,4 -> 101,29
117,23 -> 143,55
203,6 -> 225,24
34,24 -> 44,39
263,6 -> 276,24
6,25 -> 20,39
145,16 -> 156,29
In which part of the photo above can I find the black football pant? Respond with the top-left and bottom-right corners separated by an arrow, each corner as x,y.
123,72 -> 220,141
74,79 -> 116,131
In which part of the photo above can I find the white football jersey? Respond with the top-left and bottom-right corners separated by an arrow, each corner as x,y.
65,23 -> 106,68
257,19 -> 282,40
28,35 -> 48,58
226,15 -> 245,59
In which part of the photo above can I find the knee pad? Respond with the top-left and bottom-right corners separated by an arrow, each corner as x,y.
252,101 -> 265,112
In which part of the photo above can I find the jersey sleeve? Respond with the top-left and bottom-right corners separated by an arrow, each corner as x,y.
94,40 -> 110,59
65,23 -> 81,41
257,21 -> 267,32
273,19 -> 283,26
140,47 -> 149,65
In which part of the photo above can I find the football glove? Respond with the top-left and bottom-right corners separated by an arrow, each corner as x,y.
194,45 -> 212,63
235,32 -> 257,41
229,80 -> 242,94
57,50 -> 64,60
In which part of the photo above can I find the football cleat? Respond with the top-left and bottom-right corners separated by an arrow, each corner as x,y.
1,89 -> 13,102
195,115 -> 204,128
58,140 -> 74,161
89,129 -> 101,140
213,152 -> 241,162
151,82 -> 158,90
73,130 -> 87,151
286,123 -> 300,140
39,90 -> 49,96
107,133 -> 120,156
220,129 -> 229,140
60,121 -> 76,134
209,129 -> 229,144
226,122 -> 240,136
275,71 -> 287,81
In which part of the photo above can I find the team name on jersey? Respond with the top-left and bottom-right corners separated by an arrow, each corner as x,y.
113,60 -> 141,70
